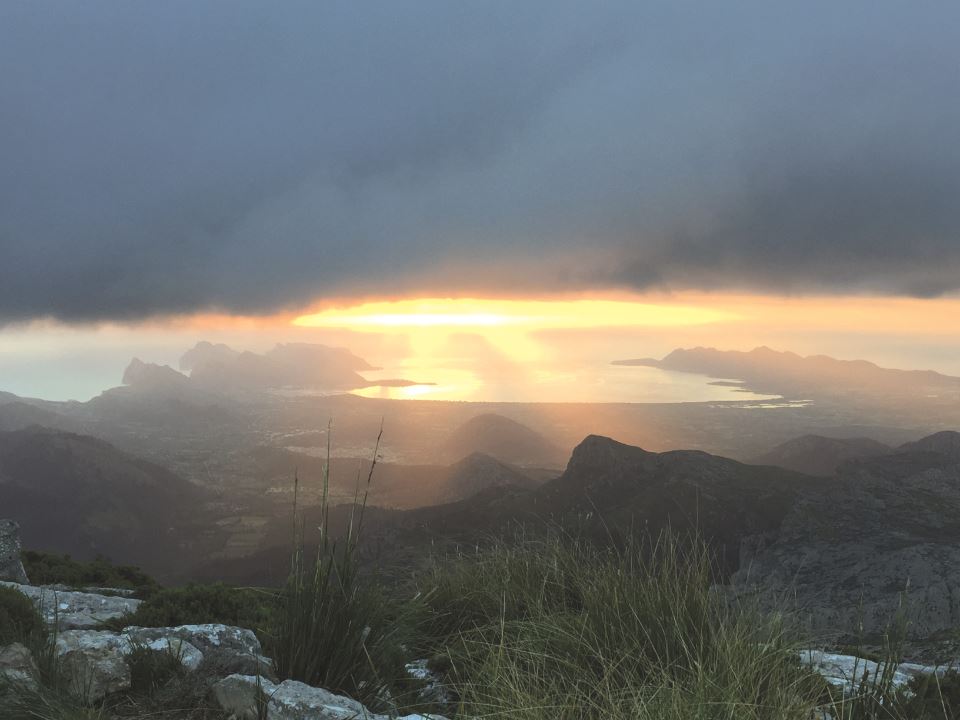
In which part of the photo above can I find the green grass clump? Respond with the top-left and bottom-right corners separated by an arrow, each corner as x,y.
900,671 -> 960,719
108,583 -> 276,634
20,551 -> 159,598
126,645 -> 186,696
0,585 -> 44,646
417,534 -> 824,720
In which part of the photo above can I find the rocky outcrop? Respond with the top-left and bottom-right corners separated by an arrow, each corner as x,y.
212,674 -> 445,720
124,624 -> 272,676
56,630 -> 135,701
731,439 -> 960,639
0,520 -> 29,584
1,582 -> 141,629
46,624 -> 267,703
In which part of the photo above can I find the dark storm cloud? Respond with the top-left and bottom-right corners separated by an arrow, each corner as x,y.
1,1 -> 959,323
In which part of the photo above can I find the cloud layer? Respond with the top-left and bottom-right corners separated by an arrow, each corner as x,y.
2,1 -> 959,322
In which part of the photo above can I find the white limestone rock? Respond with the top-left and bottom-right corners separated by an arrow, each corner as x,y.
1,581 -> 141,629
125,623 -> 272,675
213,674 -> 447,720
0,642 -> 39,689
52,628 -> 210,702
56,630 -> 133,702
799,649 -> 960,695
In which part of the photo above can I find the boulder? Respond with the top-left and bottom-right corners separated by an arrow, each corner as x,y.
56,630 -> 133,702
213,674 -> 447,720
52,628 -> 213,702
0,520 -> 29,584
405,659 -> 453,710
134,635 -> 204,671
0,642 -> 39,689
799,649 -> 960,695
0,582 -> 141,629
124,623 -> 272,676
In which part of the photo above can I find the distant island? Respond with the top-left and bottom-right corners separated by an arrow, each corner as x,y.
121,341 -> 427,397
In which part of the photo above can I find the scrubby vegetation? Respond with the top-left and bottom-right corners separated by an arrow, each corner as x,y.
0,585 -> 44,647
20,551 -> 160,598
416,535 -> 815,719
104,583 -> 275,635
5,533 -> 959,719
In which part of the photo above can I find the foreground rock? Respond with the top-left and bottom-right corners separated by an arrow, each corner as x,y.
0,642 -> 39,689
124,624 -> 271,676
49,624 -> 263,702
213,674 -> 446,720
0,581 -> 141,629
56,630 -> 134,701
0,520 -> 29,584
800,649 -> 960,695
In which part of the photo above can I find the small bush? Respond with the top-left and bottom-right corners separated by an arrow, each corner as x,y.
110,583 -> 275,633
20,551 -> 159,598
0,585 -> 44,645
892,671 -> 960,720
127,645 -> 185,696
0,684 -> 107,720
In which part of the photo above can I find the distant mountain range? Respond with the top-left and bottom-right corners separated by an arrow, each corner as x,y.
179,341 -> 378,391
117,341 -> 419,397
614,346 -> 960,399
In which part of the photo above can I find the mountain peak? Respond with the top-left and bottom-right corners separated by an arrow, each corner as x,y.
121,358 -> 190,389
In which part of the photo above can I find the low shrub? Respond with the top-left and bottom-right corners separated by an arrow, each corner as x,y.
108,583 -> 275,634
900,671 -> 960,719
127,645 -> 185,696
0,585 -> 44,646
20,551 -> 159,598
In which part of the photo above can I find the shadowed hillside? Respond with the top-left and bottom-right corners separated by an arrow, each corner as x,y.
441,413 -> 565,467
752,434 -> 892,476
0,427 -> 207,575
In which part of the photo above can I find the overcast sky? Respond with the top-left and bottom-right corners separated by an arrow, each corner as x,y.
2,1 -> 960,324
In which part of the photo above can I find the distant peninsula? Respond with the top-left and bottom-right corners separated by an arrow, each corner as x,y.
614,346 -> 960,400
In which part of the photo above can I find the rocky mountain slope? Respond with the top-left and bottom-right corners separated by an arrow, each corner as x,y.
378,431 -> 960,639
733,431 -> 960,639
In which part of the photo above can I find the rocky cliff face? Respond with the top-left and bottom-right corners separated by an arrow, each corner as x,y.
0,520 -> 28,584
732,433 -> 960,639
